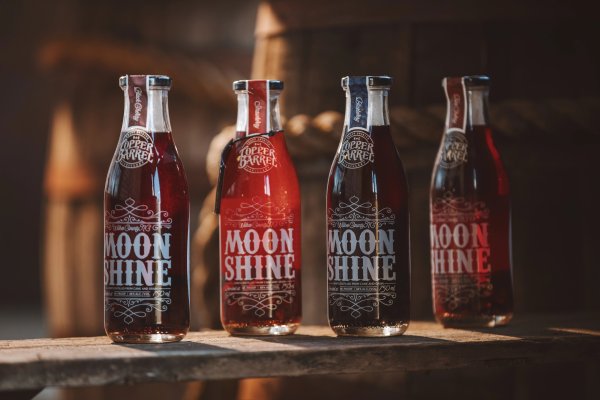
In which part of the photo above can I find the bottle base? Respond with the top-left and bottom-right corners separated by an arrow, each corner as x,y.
108,332 -> 186,344
438,313 -> 513,328
331,323 -> 409,337
224,323 -> 299,336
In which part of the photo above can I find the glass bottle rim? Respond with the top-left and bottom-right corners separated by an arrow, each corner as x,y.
341,76 -> 392,90
443,75 -> 490,88
233,79 -> 284,92
119,75 -> 172,90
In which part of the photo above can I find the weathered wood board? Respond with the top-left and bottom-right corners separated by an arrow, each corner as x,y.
0,314 -> 598,391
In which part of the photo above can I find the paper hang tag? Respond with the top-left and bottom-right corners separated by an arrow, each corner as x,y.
214,130 -> 280,214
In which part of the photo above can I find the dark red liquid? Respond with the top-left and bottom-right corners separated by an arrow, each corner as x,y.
430,125 -> 513,327
104,131 -> 190,342
219,132 -> 301,334
326,125 -> 410,334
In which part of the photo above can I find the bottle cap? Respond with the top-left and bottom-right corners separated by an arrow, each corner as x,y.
119,75 -> 172,90
341,76 -> 392,89
442,75 -> 490,88
233,80 -> 284,91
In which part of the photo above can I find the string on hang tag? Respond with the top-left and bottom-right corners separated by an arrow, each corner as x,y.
214,130 -> 280,214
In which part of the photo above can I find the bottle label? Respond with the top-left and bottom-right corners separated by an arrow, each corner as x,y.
327,196 -> 397,318
247,80 -> 270,136
347,77 -> 368,130
221,197 -> 299,317
430,192 -> 493,311
237,136 -> 278,173
340,77 -> 374,169
127,75 -> 148,128
440,77 -> 468,169
439,131 -> 468,169
117,127 -> 155,169
104,198 -> 174,324
120,75 -> 154,169
338,130 -> 375,169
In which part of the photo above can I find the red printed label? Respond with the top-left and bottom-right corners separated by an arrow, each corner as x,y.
443,77 -> 466,133
127,75 -> 148,128
247,80 -> 270,135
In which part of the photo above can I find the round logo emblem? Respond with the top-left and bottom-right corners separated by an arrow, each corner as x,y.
338,129 -> 375,169
237,136 -> 278,174
439,130 -> 468,169
117,127 -> 154,169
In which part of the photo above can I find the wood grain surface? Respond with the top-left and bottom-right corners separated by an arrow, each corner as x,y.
1,314 -> 598,391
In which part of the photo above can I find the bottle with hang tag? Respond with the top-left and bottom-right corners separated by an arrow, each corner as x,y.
216,80 -> 302,336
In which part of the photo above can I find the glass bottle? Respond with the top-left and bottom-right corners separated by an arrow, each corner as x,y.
430,75 -> 513,327
104,75 -> 190,343
326,76 -> 411,337
218,79 -> 302,335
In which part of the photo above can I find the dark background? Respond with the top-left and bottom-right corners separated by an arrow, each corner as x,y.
0,0 -> 258,320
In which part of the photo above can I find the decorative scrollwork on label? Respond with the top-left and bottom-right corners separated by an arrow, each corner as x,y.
105,295 -> 172,325
225,289 -> 296,317
328,196 -> 395,229
328,287 -> 397,319
224,196 -> 293,228
105,198 -> 172,232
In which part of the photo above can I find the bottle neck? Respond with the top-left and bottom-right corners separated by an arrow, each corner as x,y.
444,79 -> 489,131
343,88 -> 390,131
466,87 -> 489,127
235,89 -> 282,139
121,86 -> 172,133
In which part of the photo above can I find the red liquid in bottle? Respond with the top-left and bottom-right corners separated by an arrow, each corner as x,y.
104,75 -> 189,343
430,76 -> 513,328
218,80 -> 301,335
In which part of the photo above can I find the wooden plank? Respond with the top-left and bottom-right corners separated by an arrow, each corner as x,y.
0,314 -> 599,391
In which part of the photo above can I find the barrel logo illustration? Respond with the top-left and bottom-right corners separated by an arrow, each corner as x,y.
118,127 -> 154,169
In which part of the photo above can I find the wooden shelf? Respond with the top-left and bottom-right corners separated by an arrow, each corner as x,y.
1,313 -> 599,391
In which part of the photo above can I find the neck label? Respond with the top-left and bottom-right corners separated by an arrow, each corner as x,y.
440,77 -> 468,169
443,77 -> 467,133
340,77 -> 373,169
247,80 -> 270,135
120,75 -> 153,169
347,77 -> 368,130
127,75 -> 148,128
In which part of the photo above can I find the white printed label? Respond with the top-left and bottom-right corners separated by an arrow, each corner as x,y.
237,137 -> 278,174
117,127 -> 154,169
221,197 -> 298,316
338,129 -> 375,169
104,198 -> 173,324
327,196 -> 397,318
